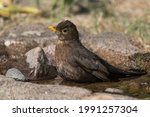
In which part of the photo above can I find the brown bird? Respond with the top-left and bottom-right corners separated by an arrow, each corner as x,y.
48,20 -> 146,82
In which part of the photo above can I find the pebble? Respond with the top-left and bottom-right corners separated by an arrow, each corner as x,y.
5,68 -> 26,81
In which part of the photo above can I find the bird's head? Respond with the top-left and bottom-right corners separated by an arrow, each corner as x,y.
48,20 -> 79,41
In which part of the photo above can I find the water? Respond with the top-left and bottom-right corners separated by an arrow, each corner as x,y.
32,75 -> 150,99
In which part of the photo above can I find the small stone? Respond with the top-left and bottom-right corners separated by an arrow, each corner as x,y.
5,68 -> 26,81
105,88 -> 124,94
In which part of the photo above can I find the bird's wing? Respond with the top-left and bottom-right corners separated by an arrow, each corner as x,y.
74,48 -> 110,81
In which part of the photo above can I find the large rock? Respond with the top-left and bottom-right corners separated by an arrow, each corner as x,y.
2,23 -> 57,45
0,75 -> 91,99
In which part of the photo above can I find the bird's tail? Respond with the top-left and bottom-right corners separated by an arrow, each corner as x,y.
100,58 -> 147,78
108,66 -> 146,78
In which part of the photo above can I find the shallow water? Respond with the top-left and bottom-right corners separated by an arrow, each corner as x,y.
32,75 -> 150,99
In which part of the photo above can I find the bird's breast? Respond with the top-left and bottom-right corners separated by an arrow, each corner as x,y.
55,41 -> 80,76
55,41 -> 72,65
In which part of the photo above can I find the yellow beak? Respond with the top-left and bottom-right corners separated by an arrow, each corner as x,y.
48,26 -> 58,32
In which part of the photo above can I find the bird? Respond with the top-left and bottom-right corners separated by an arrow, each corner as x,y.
48,20 -> 147,82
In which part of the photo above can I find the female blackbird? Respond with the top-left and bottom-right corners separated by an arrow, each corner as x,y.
49,20 -> 146,82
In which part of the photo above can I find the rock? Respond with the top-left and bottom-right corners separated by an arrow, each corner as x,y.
2,23 -> 57,47
5,68 -> 26,81
105,88 -> 124,94
4,39 -> 38,59
0,75 -> 91,99
43,45 -> 56,66
25,47 -> 57,80
129,53 -> 150,72
83,93 -> 137,100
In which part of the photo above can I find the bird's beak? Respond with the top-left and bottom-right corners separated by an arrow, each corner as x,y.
48,26 -> 58,33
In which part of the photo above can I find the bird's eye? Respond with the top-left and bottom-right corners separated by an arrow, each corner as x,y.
62,28 -> 67,34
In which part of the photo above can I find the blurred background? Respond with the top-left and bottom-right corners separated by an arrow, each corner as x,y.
0,0 -> 150,44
